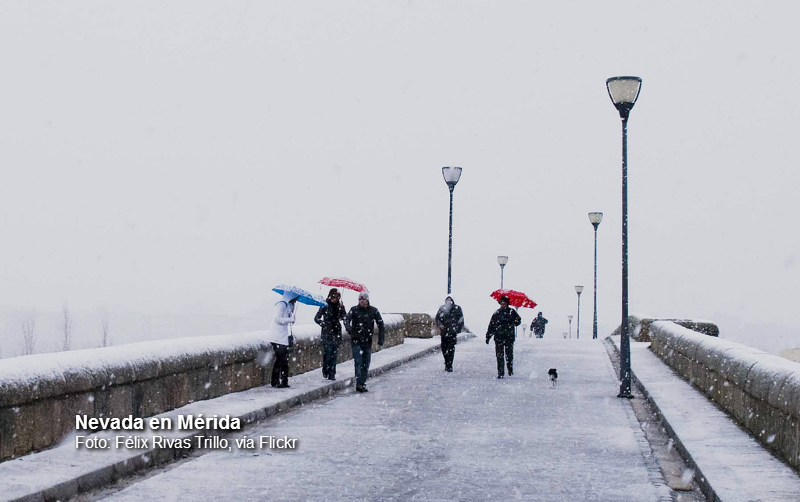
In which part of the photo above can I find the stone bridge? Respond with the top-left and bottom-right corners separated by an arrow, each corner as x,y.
0,313 -> 799,501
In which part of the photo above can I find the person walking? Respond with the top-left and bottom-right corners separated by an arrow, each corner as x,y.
345,292 -> 385,393
315,288 -> 346,381
435,295 -> 464,372
266,291 -> 298,388
531,312 -> 549,339
486,295 -> 521,378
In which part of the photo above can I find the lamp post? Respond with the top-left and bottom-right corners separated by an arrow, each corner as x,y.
442,167 -> 463,295
607,75 -> 642,399
497,255 -> 508,289
589,212 -> 603,340
567,315 -> 573,338
575,286 -> 584,339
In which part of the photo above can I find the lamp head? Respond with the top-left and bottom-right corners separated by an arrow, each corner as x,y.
606,76 -> 642,119
589,211 -> 603,229
442,166 -> 462,189
497,255 -> 509,267
575,285 -> 584,295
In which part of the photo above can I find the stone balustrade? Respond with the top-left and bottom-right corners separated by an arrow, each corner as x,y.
0,313 -> 416,462
639,318 -> 800,471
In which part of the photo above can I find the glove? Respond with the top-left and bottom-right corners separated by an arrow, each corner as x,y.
485,338 -> 490,345
288,335 -> 295,348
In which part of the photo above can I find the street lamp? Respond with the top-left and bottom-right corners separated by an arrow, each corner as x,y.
567,315 -> 573,338
442,167 -> 463,295
607,75 -> 642,399
589,212 -> 603,340
575,286 -> 584,339
497,255 -> 508,289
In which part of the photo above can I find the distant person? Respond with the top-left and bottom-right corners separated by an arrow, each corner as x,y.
315,288 -> 346,381
531,312 -> 549,339
345,292 -> 385,393
267,292 -> 298,388
435,295 -> 465,372
486,295 -> 521,378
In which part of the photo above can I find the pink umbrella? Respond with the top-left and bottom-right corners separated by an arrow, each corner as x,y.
318,277 -> 369,293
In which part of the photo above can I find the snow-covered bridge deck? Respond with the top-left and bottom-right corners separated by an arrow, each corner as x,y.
90,338 -> 672,501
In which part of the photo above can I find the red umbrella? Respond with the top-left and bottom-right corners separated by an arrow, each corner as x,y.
318,277 -> 369,293
490,289 -> 537,309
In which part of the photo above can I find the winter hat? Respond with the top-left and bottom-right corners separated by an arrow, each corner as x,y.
499,295 -> 510,304
358,291 -> 370,301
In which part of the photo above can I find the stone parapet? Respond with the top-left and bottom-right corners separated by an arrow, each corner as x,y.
611,314 -> 719,342
389,313 -> 436,338
634,318 -> 800,471
0,315 -> 406,463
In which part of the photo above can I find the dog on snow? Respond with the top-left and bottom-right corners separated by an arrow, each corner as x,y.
548,368 -> 558,387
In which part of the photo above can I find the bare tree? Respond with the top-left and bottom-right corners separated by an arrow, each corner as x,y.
62,304 -> 73,351
22,312 -> 37,355
101,311 -> 110,347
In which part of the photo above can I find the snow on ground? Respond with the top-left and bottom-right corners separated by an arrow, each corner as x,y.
100,337 -> 668,502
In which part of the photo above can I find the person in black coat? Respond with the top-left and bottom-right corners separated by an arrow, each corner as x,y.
344,292 -> 385,393
531,312 -> 548,339
315,288 -> 346,381
486,295 -> 521,378
435,295 -> 464,372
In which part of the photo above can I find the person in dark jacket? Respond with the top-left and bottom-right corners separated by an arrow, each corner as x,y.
315,288 -> 346,381
345,291 -> 385,393
435,295 -> 464,372
486,295 -> 521,378
531,312 -> 548,339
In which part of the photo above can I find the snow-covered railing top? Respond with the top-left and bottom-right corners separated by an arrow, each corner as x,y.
0,315 -> 404,409
649,320 -> 800,407
614,313 -> 719,341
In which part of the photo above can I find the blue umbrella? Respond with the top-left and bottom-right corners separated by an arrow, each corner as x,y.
272,284 -> 326,307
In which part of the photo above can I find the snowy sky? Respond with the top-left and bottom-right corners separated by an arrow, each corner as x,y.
1,1 -> 798,346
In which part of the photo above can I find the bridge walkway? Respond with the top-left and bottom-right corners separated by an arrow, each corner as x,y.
95,337 -> 672,502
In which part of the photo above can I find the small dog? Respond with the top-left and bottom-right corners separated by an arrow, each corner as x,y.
548,368 -> 558,387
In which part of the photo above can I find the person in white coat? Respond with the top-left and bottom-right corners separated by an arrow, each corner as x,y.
267,292 -> 298,388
